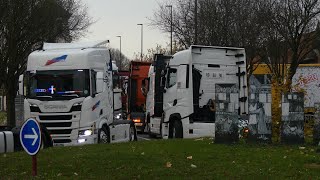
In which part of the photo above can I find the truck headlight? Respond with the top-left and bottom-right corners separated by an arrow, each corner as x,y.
79,129 -> 93,136
114,113 -> 122,120
71,102 -> 82,111
30,103 -> 41,112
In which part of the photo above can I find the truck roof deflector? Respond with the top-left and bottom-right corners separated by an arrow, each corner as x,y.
42,40 -> 110,50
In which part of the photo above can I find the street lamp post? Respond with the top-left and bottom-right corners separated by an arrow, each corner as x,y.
116,36 -> 122,70
137,24 -> 143,61
166,5 -> 173,55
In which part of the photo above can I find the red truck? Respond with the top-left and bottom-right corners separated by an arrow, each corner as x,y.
127,61 -> 151,132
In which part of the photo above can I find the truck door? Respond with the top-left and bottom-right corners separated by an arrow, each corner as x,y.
163,67 -> 178,121
176,65 -> 192,119
163,65 -> 192,122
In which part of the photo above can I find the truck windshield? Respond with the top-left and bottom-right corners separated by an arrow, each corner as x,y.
27,70 -> 90,100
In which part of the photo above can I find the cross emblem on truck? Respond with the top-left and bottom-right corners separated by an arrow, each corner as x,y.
48,85 -> 55,95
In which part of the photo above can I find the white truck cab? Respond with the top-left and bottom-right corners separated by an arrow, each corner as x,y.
19,40 -> 136,146
146,46 -> 248,139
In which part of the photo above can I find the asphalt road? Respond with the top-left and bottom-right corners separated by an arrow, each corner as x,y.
137,132 -> 158,141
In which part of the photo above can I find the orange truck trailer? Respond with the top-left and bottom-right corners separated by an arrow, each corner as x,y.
127,61 -> 151,132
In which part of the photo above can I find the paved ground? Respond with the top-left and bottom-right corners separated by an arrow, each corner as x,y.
137,132 -> 159,141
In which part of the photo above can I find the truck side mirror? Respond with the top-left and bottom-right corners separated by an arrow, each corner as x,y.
96,72 -> 104,93
18,74 -> 24,96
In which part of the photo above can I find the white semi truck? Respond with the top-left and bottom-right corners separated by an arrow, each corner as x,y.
19,40 -> 137,146
146,46 -> 248,139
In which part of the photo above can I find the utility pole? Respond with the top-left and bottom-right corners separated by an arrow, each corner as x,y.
137,24 -> 143,61
116,36 -> 121,70
166,5 -> 173,55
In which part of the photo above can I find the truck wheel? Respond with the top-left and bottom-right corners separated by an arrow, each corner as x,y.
147,123 -> 157,138
98,126 -> 110,144
129,123 -> 137,141
147,124 -> 157,138
40,125 -> 53,148
169,120 -> 183,139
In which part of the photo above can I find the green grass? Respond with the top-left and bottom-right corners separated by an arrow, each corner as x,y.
1,139 -> 320,179
0,111 -> 6,125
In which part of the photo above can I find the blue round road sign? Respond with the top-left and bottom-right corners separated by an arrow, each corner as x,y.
20,118 -> 42,155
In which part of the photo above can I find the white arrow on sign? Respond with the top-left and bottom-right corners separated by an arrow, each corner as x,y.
24,128 -> 39,146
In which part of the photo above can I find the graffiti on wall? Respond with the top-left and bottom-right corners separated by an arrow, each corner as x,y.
215,84 -> 239,143
281,93 -> 304,144
292,67 -> 320,107
248,75 -> 272,143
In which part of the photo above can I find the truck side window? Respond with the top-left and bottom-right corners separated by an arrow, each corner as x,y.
91,70 -> 97,95
166,68 -> 177,88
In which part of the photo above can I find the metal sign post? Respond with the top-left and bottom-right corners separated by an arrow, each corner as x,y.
20,118 -> 41,176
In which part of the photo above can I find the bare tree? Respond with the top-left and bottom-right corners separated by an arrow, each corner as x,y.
0,0 -> 91,127
109,48 -> 130,71
132,43 -> 181,62
150,0 -> 273,76
265,0 -> 320,88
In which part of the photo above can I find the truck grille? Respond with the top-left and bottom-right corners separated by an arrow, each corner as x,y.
47,129 -> 72,135
39,115 -> 72,120
53,139 -> 72,144
33,112 -> 80,145
41,122 -> 72,128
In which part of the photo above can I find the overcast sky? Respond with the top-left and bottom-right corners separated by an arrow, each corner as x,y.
78,0 -> 171,59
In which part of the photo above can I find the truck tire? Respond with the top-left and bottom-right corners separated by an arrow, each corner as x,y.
169,120 -> 183,139
98,126 -> 110,144
129,122 -> 137,141
40,125 -> 53,148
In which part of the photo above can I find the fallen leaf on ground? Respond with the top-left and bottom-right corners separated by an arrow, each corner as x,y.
232,161 -> 236,164
194,138 -> 204,141
299,147 -> 306,150
141,152 -> 145,155
57,173 -> 62,177
283,156 -> 287,159
166,162 -> 172,168
187,156 -> 192,160
74,173 -> 78,176
191,164 -> 197,168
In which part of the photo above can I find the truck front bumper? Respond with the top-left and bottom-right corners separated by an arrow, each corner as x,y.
53,134 -> 97,147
